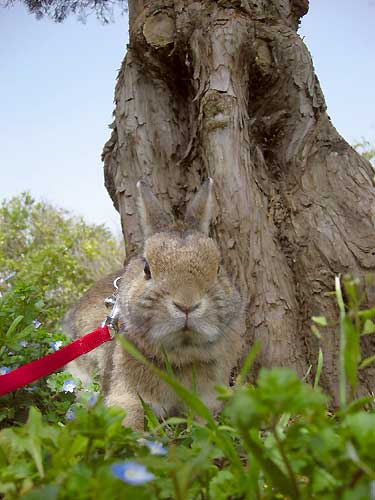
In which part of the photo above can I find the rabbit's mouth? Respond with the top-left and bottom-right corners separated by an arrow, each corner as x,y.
153,321 -> 221,351
163,332 -> 211,351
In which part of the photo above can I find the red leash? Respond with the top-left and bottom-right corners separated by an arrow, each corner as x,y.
0,325 -> 113,396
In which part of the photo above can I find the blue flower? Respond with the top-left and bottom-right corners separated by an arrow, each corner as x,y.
65,407 -> 75,420
50,340 -> 63,351
87,392 -> 99,407
32,319 -> 42,329
3,271 -> 16,282
139,439 -> 167,456
25,386 -> 37,393
111,462 -> 155,485
0,366 -> 10,375
19,340 -> 28,348
62,379 -> 77,393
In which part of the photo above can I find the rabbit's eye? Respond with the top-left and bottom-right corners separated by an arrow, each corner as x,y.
143,259 -> 152,280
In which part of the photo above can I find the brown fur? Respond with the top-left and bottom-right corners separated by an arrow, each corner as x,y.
63,179 -> 245,429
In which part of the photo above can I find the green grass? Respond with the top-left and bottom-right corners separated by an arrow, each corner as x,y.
1,275 -> 375,499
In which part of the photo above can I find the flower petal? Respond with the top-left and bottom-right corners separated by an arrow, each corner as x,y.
62,379 -> 77,393
111,461 -> 155,485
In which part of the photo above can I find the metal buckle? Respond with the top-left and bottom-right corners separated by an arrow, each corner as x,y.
102,276 -> 122,338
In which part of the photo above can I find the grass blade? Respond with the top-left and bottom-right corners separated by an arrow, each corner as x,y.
313,348 -> 323,389
359,355 -> 375,370
138,395 -> 164,433
235,340 -> 261,386
5,315 -> 24,339
339,395 -> 375,416
343,317 -> 360,390
335,275 -> 347,409
161,345 -> 175,378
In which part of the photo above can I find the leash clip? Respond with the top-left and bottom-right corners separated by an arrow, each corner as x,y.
102,276 -> 122,338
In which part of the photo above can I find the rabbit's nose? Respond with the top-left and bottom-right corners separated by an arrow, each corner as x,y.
172,301 -> 201,315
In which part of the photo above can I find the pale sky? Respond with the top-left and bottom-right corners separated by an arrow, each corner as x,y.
0,0 -> 374,234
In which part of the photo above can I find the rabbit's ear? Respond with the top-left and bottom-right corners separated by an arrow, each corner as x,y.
185,178 -> 214,235
137,181 -> 173,237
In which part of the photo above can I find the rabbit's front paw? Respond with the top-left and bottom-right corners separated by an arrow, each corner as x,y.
106,393 -> 144,431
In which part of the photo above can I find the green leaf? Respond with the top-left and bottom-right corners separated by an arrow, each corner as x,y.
343,317 -> 360,389
362,319 -> 375,335
314,348 -> 323,389
66,435 -> 89,458
244,452 -> 260,500
13,324 -> 34,341
257,368 -> 327,415
21,485 -> 59,500
139,395 -> 164,434
312,316 -> 328,327
34,300 -> 45,311
344,412 -> 375,462
175,446 -> 213,496
358,305 -> 375,320
302,364 -> 312,381
164,417 -> 189,426
25,408 -> 44,478
5,315 -> 24,338
209,470 -> 239,500
312,467 -> 339,494
241,430 -> 296,498
311,325 -> 321,339
359,355 -> 375,370
340,395 -> 375,416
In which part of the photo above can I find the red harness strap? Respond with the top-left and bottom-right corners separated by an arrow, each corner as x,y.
0,325 -> 112,396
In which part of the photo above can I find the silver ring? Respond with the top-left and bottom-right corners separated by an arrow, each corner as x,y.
113,276 -> 122,290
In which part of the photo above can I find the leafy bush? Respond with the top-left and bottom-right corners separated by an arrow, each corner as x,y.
353,138 -> 375,166
0,193 -> 120,426
0,192 -> 123,327
1,260 -> 375,498
0,281 -> 95,426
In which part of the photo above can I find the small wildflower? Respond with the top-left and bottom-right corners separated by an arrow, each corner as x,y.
19,340 -> 28,348
139,439 -> 167,456
50,340 -> 63,351
32,319 -> 42,329
111,462 -> 155,485
0,366 -> 10,375
87,392 -> 99,407
65,407 -> 75,420
62,379 -> 77,393
4,271 -> 16,282
25,386 -> 37,393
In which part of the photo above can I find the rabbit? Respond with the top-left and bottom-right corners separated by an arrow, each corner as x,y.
63,179 -> 245,430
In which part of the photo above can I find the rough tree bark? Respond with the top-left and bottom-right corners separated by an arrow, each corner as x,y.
102,0 -> 375,401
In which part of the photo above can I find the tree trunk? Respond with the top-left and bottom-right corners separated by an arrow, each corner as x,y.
102,0 -> 375,402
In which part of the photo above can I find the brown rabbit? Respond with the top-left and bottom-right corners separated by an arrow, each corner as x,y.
63,179 -> 245,429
